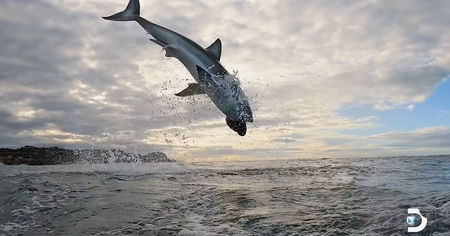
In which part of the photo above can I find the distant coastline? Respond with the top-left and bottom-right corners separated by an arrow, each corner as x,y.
0,146 -> 174,165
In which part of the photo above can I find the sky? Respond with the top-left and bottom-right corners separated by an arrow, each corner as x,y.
0,0 -> 449,161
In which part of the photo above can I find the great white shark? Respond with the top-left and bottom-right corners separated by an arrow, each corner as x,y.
103,0 -> 253,136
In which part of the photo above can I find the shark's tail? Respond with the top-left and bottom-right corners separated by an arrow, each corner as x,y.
103,0 -> 140,21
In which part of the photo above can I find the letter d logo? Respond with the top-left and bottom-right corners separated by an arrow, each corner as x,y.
407,208 -> 427,233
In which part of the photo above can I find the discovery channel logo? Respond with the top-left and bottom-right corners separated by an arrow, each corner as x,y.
407,208 -> 427,233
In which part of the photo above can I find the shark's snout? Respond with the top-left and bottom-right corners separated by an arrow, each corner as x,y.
226,117 -> 247,136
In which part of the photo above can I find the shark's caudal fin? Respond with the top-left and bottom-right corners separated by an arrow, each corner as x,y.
103,0 -> 140,21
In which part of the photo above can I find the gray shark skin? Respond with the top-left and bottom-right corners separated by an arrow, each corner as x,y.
103,0 -> 253,136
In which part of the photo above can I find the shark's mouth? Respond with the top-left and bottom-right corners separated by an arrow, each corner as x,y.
226,117 -> 247,136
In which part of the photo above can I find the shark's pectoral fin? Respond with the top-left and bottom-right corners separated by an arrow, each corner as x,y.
175,83 -> 205,97
206,38 -> 222,61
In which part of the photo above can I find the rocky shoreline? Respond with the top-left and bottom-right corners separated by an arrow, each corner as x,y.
0,146 -> 174,165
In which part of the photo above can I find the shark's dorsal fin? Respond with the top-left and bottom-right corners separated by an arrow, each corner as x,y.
175,83 -> 205,97
206,38 -> 222,61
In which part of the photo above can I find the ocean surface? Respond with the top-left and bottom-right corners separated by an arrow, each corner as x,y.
0,156 -> 449,236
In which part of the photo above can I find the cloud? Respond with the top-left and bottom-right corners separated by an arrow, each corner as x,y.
369,126 -> 450,149
0,0 -> 449,159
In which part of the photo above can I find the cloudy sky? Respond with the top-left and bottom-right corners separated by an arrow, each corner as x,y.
1,0 -> 449,161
